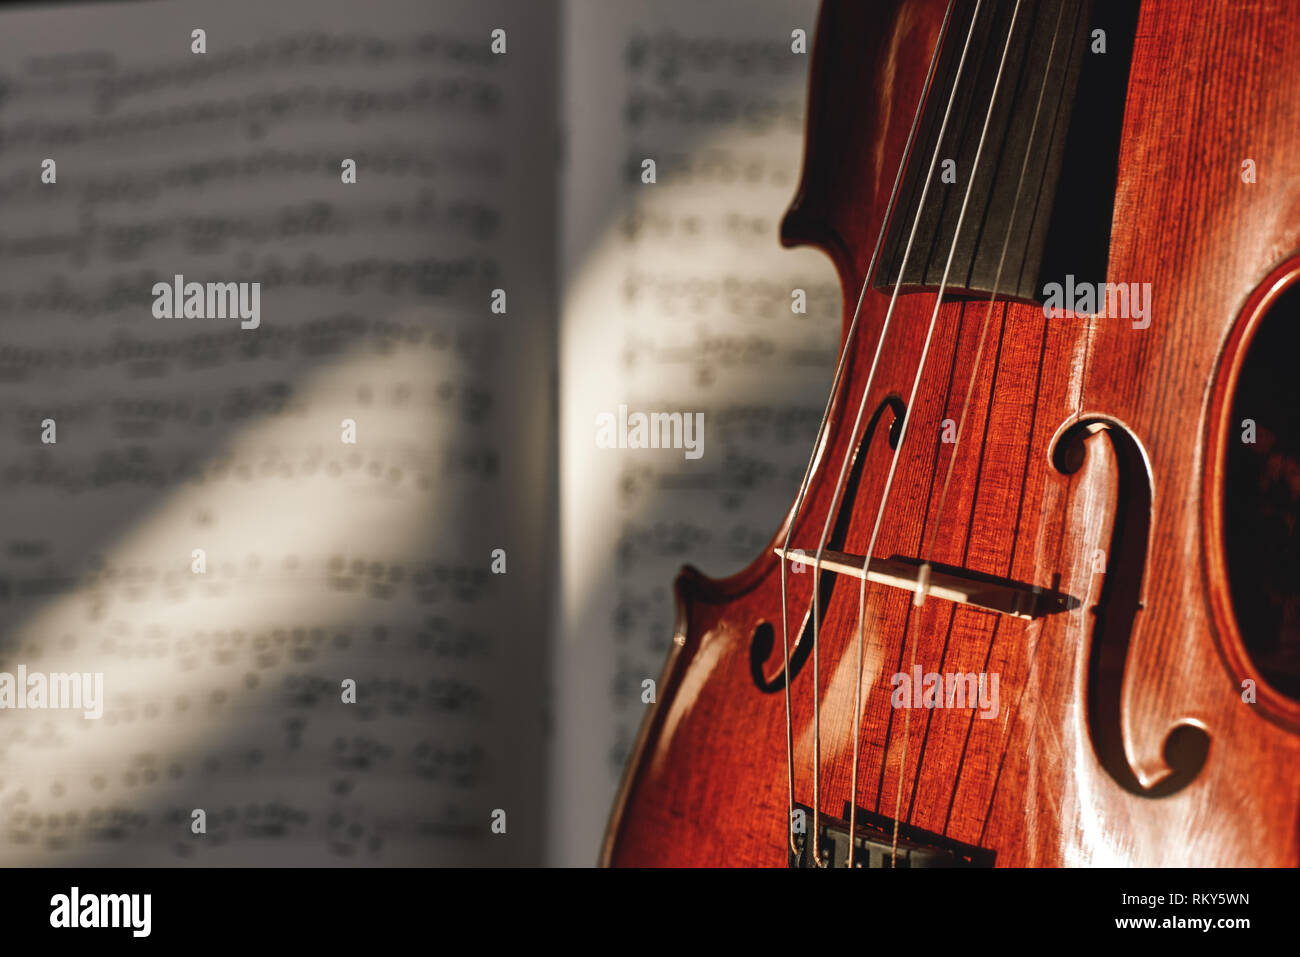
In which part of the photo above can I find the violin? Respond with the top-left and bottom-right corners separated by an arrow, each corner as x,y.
602,0 -> 1300,867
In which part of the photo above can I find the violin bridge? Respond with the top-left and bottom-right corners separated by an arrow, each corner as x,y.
790,802 -> 994,868
773,547 -> 1075,620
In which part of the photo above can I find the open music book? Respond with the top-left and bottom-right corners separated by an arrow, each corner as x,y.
0,0 -> 833,866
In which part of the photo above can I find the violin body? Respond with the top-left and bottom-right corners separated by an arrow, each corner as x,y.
603,0 -> 1300,867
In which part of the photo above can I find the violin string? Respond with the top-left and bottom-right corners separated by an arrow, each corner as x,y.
973,4 -> 1094,845
907,0 -> 1075,834
801,0 -> 992,861
821,0 -> 1024,868
975,330 -> 1085,847
799,0 -> 982,867
919,0 -> 1072,609
867,302 -> 969,819
977,393 -> 1095,847
776,0 -> 957,864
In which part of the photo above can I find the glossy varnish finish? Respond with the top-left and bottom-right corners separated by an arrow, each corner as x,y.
603,0 -> 1300,866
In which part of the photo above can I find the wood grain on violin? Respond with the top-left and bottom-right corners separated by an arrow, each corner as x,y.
603,0 -> 1300,867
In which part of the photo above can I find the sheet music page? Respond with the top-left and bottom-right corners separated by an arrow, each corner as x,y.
0,0 -> 557,865
554,0 -> 836,865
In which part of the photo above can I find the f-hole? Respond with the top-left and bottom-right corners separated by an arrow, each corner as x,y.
751,395 -> 904,692
1052,420 -> 1208,795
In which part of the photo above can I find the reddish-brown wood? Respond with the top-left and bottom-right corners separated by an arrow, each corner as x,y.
603,0 -> 1300,866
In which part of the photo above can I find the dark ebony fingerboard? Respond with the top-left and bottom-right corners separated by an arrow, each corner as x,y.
874,0 -> 1138,304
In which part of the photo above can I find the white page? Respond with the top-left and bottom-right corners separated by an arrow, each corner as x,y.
0,0 -> 556,865
554,0 -> 837,865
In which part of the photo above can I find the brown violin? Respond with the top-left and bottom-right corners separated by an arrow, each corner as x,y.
603,0 -> 1300,867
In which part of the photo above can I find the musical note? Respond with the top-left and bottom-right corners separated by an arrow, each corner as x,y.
554,0 -> 832,865
0,0 -> 555,867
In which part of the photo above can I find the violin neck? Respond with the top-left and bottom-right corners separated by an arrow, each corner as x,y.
875,0 -> 1136,303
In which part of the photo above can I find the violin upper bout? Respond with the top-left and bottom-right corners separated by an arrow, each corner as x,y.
777,0 -> 951,302
779,199 -> 854,281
